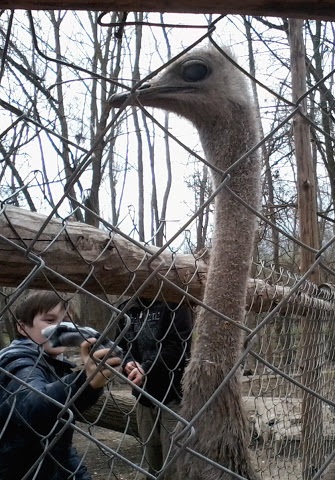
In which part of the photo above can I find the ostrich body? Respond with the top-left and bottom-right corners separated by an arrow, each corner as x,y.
110,45 -> 261,480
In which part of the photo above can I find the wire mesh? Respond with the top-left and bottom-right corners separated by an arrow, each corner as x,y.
1,10 -> 335,480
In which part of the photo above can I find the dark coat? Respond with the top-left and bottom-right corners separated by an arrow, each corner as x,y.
0,338 -> 103,480
118,300 -> 193,407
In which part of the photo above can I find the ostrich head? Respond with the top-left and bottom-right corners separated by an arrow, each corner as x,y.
109,45 -> 253,131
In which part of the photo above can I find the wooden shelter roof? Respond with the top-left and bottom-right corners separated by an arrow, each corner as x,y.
1,0 -> 334,21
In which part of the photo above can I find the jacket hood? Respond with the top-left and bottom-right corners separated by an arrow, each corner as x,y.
0,338 -> 73,368
0,338 -> 40,361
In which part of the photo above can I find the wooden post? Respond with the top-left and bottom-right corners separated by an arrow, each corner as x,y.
289,18 -> 322,479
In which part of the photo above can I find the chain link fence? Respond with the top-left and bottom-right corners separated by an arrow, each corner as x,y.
1,11 -> 335,480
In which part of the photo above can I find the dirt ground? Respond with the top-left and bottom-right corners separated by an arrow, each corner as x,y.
73,383 -> 147,479
74,424 -> 146,480
74,422 -> 303,480
73,384 -> 303,480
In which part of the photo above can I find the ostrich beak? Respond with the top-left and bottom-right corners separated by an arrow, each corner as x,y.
109,90 -> 136,107
109,84 -> 195,108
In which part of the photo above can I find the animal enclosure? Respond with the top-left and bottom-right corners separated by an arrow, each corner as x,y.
1,11 -> 335,480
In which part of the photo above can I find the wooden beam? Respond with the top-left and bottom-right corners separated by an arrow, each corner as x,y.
0,205 -> 207,303
0,205 -> 333,315
0,0 -> 335,21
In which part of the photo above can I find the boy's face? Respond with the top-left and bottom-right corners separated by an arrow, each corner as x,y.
18,302 -> 68,356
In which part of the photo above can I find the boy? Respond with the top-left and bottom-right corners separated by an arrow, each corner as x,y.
0,291 -> 121,480
118,298 -> 193,480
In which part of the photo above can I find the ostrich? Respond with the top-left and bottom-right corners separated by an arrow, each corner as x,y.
110,44 -> 261,480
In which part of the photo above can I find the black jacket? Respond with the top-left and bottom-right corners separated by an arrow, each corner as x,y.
118,300 -> 193,407
0,338 -> 103,480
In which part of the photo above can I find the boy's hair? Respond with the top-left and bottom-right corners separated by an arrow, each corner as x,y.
15,291 -> 67,333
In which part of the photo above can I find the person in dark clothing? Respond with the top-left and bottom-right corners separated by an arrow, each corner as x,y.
0,291 -> 122,480
118,298 -> 193,480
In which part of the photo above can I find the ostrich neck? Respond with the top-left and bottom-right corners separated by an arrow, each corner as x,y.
177,106 -> 261,480
198,112 -> 260,326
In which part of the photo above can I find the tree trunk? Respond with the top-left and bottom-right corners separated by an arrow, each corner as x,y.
82,390 -> 138,437
289,18 -> 322,480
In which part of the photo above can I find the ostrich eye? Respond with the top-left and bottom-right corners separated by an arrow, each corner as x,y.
180,60 -> 209,82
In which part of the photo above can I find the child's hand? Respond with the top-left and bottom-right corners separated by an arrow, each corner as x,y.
80,339 -> 122,389
124,360 -> 138,375
126,361 -> 145,386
